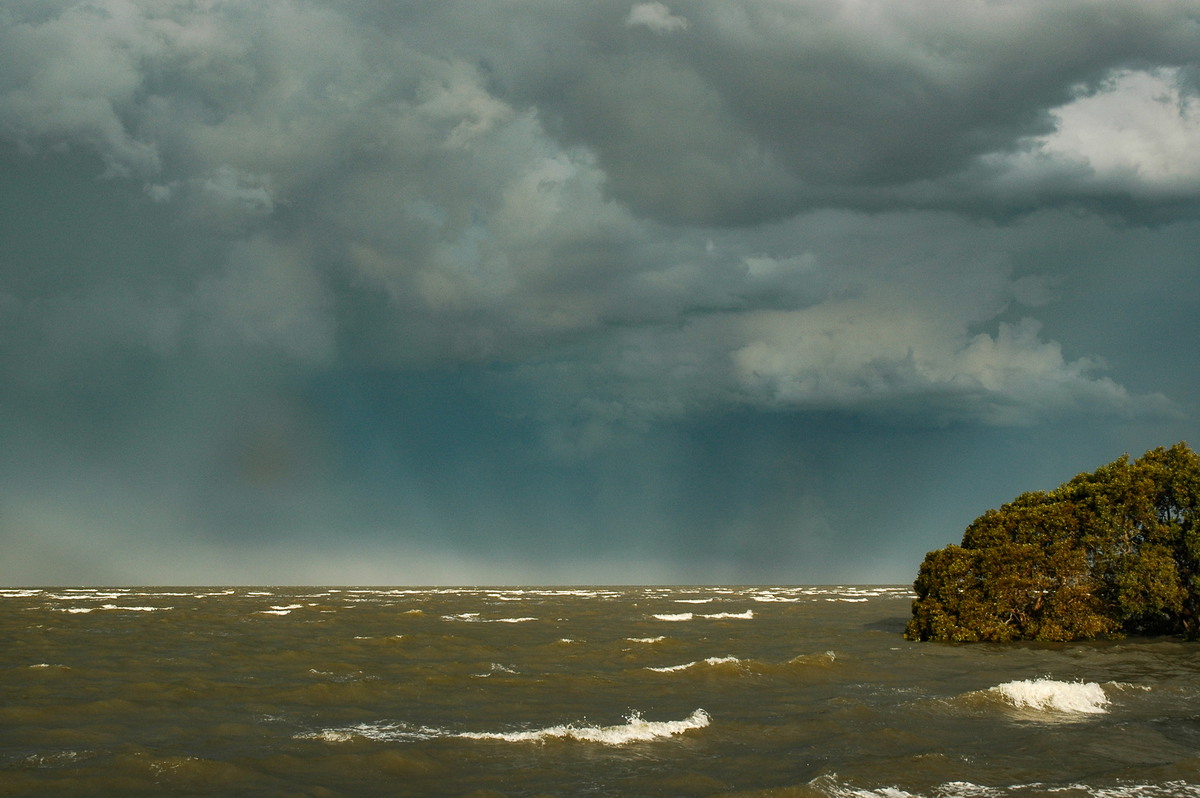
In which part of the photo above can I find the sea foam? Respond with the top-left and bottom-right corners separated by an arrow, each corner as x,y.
809,773 -> 1200,798
646,656 -> 741,673
60,604 -> 171,613
300,722 -> 439,743
442,613 -> 537,623
305,709 -> 711,746
457,708 -> 711,744
652,612 -> 694,621
651,610 -> 753,621
989,679 -> 1109,715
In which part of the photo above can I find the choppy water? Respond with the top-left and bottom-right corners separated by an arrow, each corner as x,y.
4,586 -> 1200,797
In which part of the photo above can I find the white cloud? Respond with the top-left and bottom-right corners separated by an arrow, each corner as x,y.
0,1 -> 162,177
625,2 -> 690,34
732,302 -> 1160,426
989,68 -> 1200,198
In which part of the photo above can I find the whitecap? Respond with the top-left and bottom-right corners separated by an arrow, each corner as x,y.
988,679 -> 1109,715
303,709 -> 711,746
646,656 -> 741,673
442,613 -> 536,623
804,773 -> 921,797
473,663 -> 519,678
652,613 -> 694,621
457,708 -> 711,745
702,610 -> 754,620
298,721 -> 441,743
59,604 -> 170,613
626,636 -> 666,644
936,783 -> 1005,797
646,662 -> 695,673
53,590 -> 128,600
442,612 -> 480,621
1076,782 -> 1200,797
812,776 -> 1200,798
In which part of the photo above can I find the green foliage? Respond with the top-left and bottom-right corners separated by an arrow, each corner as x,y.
906,443 -> 1200,642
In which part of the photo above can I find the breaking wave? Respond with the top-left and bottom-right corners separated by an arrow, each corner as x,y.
988,679 -> 1109,715
644,652 -> 838,676
472,663 -> 519,678
651,610 -> 753,621
299,723 -> 438,743
646,656 -> 742,673
805,773 -> 1200,797
61,605 -> 172,613
303,709 -> 711,746
441,613 -> 538,623
457,709 -> 711,744
939,678 -> 1116,720
945,678 -> 1113,721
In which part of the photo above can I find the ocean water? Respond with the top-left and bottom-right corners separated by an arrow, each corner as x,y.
3,586 -> 1200,797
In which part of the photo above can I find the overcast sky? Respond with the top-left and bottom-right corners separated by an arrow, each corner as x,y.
3,0 -> 1200,585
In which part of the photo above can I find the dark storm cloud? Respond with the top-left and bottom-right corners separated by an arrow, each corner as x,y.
2,0 -> 1199,583
410,0 -> 1200,223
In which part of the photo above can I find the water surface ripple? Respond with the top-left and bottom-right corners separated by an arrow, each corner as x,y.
3,586 -> 1200,797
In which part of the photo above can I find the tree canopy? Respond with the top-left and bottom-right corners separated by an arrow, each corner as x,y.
905,442 -> 1200,642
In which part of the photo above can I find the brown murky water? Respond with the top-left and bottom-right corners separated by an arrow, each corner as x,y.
4,586 -> 1200,797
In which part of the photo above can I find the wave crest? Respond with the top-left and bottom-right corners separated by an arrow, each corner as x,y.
459,708 -> 711,744
988,679 -> 1109,715
651,610 -> 753,621
302,709 -> 711,746
646,656 -> 742,673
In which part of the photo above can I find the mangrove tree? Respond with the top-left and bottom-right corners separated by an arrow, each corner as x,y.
905,442 -> 1200,642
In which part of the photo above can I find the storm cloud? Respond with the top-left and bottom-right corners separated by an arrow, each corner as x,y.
2,0 -> 1199,585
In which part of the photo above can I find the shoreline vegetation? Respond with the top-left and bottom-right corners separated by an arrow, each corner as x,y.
906,442 -> 1200,642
